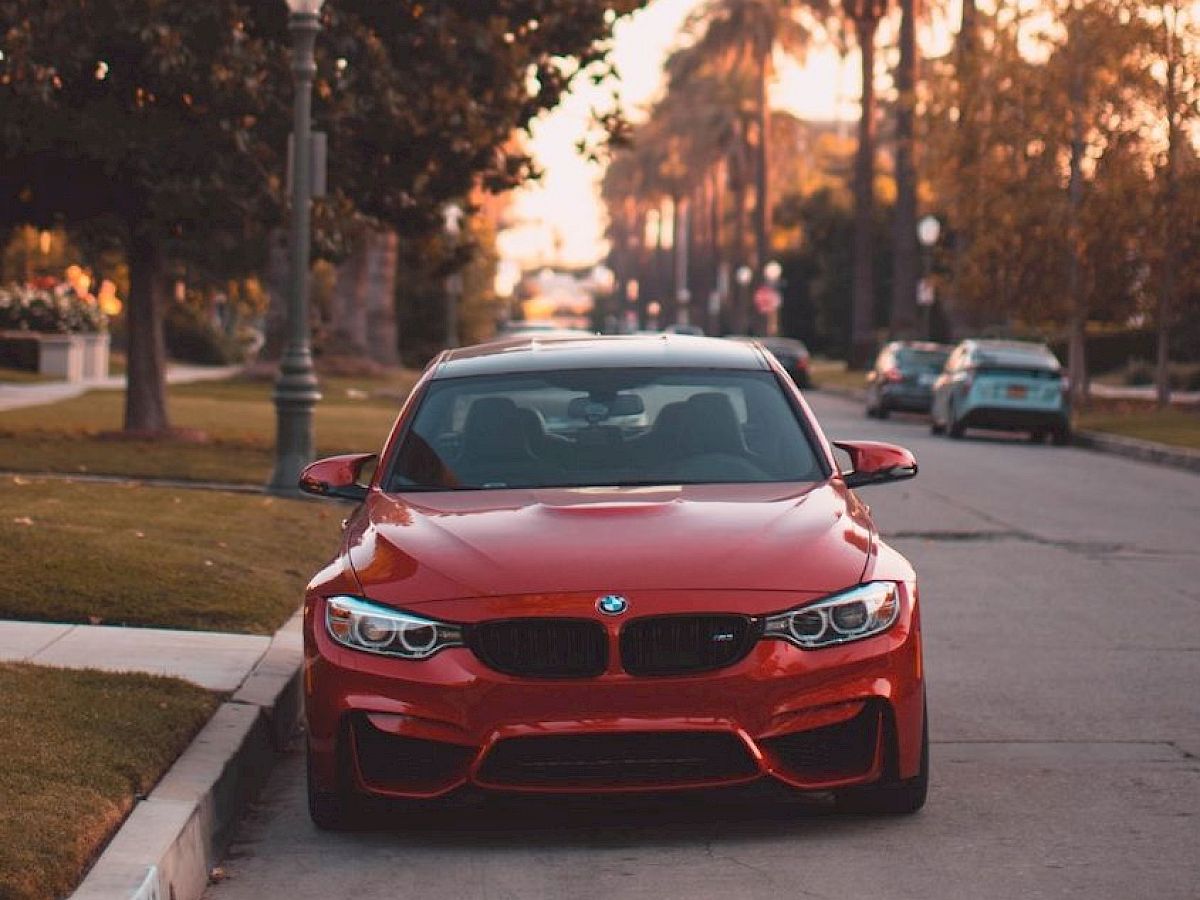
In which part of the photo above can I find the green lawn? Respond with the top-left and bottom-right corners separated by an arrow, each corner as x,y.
809,358 -> 868,395
1079,407 -> 1200,451
0,475 -> 342,633
0,365 -> 56,383
0,371 -> 418,484
0,664 -> 217,900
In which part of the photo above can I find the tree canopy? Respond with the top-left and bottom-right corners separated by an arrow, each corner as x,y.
0,0 -> 644,428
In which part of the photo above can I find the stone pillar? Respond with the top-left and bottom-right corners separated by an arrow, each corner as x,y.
364,231 -> 400,365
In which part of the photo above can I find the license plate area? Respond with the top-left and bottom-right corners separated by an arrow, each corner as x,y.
1006,384 -> 1028,399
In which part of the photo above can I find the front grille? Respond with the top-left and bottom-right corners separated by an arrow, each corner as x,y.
351,716 -> 475,793
477,731 -> 759,787
469,618 -> 608,678
620,614 -> 759,675
762,704 -> 880,782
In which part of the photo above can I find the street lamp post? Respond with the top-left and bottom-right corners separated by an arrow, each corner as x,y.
443,204 -> 464,349
917,215 -> 941,341
762,259 -> 783,337
269,0 -> 324,495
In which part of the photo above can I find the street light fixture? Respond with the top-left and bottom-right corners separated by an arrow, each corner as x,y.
269,0 -> 325,495
918,215 -> 941,249
443,203 -> 464,350
917,215 -> 941,340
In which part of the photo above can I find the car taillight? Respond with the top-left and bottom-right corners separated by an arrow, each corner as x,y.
884,368 -> 903,383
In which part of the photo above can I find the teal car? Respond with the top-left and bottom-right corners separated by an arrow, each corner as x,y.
930,340 -> 1071,444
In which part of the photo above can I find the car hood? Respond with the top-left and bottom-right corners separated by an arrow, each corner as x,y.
344,482 -> 875,606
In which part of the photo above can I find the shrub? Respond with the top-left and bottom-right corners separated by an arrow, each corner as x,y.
1122,359 -> 1155,386
164,304 -> 241,365
0,284 -> 105,334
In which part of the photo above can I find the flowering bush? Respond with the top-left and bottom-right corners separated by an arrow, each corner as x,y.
0,283 -> 106,334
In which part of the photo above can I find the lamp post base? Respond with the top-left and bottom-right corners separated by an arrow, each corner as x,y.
268,352 -> 322,496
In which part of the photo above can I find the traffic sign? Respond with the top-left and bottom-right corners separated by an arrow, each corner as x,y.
754,286 -> 781,313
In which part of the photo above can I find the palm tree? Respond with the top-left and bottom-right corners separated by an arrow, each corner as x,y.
843,0 -> 889,367
673,0 -> 826,332
890,0 -> 919,338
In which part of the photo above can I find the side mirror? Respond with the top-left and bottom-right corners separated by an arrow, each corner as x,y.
299,453 -> 377,502
833,440 -> 917,489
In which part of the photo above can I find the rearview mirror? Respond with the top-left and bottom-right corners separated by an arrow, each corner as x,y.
299,453 -> 377,502
567,393 -> 646,421
833,440 -> 917,489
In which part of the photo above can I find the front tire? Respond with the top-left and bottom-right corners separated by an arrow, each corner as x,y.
307,742 -> 363,831
835,703 -> 929,816
947,402 -> 965,439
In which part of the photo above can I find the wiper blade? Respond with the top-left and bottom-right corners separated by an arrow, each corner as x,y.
391,484 -> 484,492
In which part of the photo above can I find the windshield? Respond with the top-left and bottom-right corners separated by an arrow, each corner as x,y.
896,349 -> 949,371
386,369 -> 825,491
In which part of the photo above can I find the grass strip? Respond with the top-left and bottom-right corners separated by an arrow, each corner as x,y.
0,476 -> 341,633
0,372 -> 417,484
0,664 -> 217,900
1078,406 -> 1200,451
809,358 -> 867,395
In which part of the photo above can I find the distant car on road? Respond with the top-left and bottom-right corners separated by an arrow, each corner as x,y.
930,339 -> 1071,444
491,321 -> 595,341
299,333 -> 927,828
727,336 -> 812,388
865,341 -> 951,418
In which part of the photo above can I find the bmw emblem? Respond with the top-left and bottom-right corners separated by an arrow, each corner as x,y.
597,594 -> 629,616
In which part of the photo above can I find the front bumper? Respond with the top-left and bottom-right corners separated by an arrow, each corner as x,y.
304,587 -> 924,799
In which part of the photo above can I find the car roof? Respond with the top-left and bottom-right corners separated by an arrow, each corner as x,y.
889,341 -> 951,353
432,334 -> 771,379
962,339 -> 1060,368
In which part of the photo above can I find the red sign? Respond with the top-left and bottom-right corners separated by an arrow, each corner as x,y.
754,286 -> 781,313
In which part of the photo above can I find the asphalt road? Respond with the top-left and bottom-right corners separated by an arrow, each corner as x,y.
205,392 -> 1200,900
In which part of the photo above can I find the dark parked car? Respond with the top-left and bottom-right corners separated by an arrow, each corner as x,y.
729,336 -> 812,388
865,342 -> 952,417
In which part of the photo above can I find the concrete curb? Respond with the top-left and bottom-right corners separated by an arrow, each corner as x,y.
1074,430 -> 1200,475
70,611 -> 304,900
812,386 -> 1199,476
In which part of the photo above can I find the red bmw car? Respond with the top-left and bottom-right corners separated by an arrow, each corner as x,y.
300,335 -> 927,828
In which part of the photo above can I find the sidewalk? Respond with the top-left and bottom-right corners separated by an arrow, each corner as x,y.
1,612 -> 304,900
0,619 -> 285,691
1089,382 -> 1200,404
0,363 -> 239,412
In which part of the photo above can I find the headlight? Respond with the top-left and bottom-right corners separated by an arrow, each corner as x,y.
324,595 -> 463,659
763,582 -> 900,649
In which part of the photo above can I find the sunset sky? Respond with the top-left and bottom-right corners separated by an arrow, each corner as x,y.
496,0 -> 968,270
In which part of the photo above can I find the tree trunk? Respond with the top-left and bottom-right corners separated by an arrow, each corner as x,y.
959,0 -> 976,55
1156,3 -> 1180,409
890,0 -> 920,339
754,49 -> 771,333
850,12 -> 879,368
731,139 -> 751,334
365,230 -> 400,366
709,164 -> 725,334
123,233 -> 170,433
1065,12 -> 1088,410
